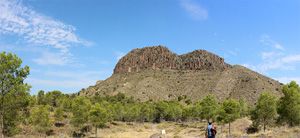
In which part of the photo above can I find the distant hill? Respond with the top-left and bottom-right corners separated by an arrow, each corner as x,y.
80,45 -> 283,105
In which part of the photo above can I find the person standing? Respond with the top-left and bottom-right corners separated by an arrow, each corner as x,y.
205,122 -> 217,138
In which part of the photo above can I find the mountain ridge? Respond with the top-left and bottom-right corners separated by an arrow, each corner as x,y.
80,46 -> 283,105
114,45 -> 231,74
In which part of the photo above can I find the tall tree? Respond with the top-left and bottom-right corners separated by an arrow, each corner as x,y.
192,101 -> 202,120
0,52 -> 31,137
277,81 -> 300,126
125,106 -> 139,122
29,95 -> 37,107
200,94 -> 218,122
31,105 -> 53,138
218,99 -> 241,135
71,96 -> 91,136
54,107 -> 64,124
138,102 -> 152,122
113,102 -> 124,121
44,91 -> 62,107
37,90 -> 46,105
238,98 -> 247,117
182,106 -> 193,122
99,101 -> 113,122
170,105 -> 182,122
89,103 -> 108,138
154,101 -> 169,123
62,98 -> 72,112
251,92 -> 277,132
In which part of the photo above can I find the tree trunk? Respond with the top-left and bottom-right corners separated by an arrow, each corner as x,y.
1,114 -> 4,138
1,80 -> 4,138
87,125 -> 89,133
229,122 -> 231,135
204,122 -> 206,130
221,125 -> 223,132
160,116 -> 162,123
95,126 -> 97,138
264,118 -> 266,132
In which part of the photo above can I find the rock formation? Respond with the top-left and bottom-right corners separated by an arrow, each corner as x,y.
114,46 -> 231,74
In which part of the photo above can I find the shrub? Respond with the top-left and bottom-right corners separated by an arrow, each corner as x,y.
178,96 -> 183,101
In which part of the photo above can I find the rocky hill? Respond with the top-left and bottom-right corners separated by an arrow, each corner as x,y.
80,46 -> 283,105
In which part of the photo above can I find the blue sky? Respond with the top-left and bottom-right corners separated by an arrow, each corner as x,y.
0,0 -> 299,95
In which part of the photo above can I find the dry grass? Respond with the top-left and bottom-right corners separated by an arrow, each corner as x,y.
12,118 -> 300,138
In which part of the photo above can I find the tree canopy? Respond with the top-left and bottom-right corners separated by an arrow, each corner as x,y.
199,94 -> 218,122
277,81 -> 300,126
252,92 -> 277,132
218,99 -> 241,134
0,52 -> 31,137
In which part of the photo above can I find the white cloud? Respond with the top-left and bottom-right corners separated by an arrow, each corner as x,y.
255,59 -> 295,73
261,52 -> 274,59
115,51 -> 125,60
32,51 -> 70,66
223,54 -> 228,59
244,35 -> 300,74
274,44 -> 284,50
44,70 -> 110,79
260,34 -> 284,50
282,54 -> 300,63
228,50 -> 237,55
248,54 -> 297,74
241,63 -> 249,68
0,0 -> 93,65
26,78 -> 97,88
0,45 -> 16,51
26,70 -> 112,89
274,77 -> 300,84
181,0 -> 208,20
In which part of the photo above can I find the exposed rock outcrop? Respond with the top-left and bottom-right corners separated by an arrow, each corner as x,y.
114,46 -> 231,74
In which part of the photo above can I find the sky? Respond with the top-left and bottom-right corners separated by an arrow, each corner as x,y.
0,0 -> 299,95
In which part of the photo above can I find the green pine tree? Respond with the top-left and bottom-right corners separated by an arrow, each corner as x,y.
31,105 -> 53,138
154,101 -> 169,123
218,99 -> 241,135
113,102 -> 124,121
0,52 -> 31,137
71,96 -> 91,137
200,94 -> 218,122
277,81 -> 300,126
251,92 -> 277,132
54,107 -> 64,124
138,102 -> 152,122
182,106 -> 193,122
37,90 -> 46,105
89,103 -> 108,138
238,98 -> 248,117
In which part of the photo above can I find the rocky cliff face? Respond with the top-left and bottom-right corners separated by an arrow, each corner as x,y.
114,46 -> 231,74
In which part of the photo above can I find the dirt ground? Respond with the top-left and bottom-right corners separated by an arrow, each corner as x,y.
14,118 -> 300,138
87,118 -> 300,138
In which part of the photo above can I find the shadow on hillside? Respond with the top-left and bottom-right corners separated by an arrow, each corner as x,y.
55,123 -> 65,127
46,129 -> 54,136
72,132 -> 86,137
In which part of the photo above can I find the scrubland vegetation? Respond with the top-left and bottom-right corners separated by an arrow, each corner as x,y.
1,52 -> 300,138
